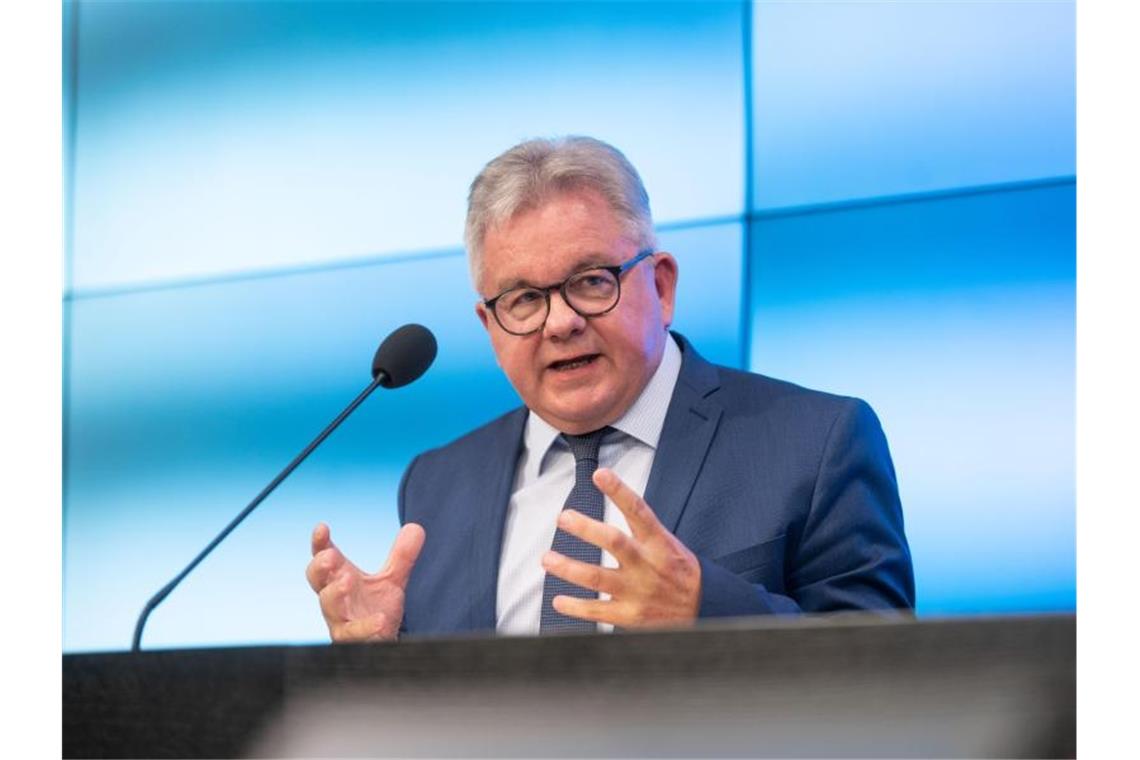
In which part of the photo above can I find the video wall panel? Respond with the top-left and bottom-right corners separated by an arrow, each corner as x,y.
749,182 -> 1076,613
751,0 -> 1075,209
69,1 -> 745,292
64,221 -> 744,651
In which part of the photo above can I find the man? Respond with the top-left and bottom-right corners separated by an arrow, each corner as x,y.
306,136 -> 914,640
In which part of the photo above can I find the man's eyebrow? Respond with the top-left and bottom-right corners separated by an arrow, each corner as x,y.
493,253 -> 615,293
494,274 -> 534,293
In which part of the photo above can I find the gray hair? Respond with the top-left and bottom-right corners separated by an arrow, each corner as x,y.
464,136 -> 657,289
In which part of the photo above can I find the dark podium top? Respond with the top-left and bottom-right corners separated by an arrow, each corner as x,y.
63,613 -> 1074,758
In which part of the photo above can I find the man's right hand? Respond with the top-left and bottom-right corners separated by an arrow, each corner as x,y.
306,522 -> 426,642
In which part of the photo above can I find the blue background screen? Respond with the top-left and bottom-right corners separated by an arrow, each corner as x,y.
63,1 -> 1075,651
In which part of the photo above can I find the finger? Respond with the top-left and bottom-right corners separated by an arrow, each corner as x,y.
311,522 -> 336,556
593,468 -> 662,539
551,594 -> 624,626
305,546 -> 346,593
379,523 -> 426,588
542,550 -> 624,596
317,575 -> 352,623
557,509 -> 641,566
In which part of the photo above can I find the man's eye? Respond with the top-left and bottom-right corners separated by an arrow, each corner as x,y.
506,289 -> 543,309
570,273 -> 616,295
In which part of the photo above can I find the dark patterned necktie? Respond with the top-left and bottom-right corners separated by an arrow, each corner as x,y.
539,428 -> 610,634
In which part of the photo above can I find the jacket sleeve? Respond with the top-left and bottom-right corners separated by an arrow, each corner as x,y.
396,454 -> 421,635
697,398 -> 915,618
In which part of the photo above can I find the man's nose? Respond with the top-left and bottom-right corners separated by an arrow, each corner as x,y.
543,290 -> 587,339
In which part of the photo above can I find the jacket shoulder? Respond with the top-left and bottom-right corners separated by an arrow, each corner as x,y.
398,406 -> 525,525
407,406 -> 526,473
712,363 -> 874,422
672,332 -> 872,422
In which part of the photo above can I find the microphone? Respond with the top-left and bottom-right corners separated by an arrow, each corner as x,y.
372,323 -> 437,388
131,324 -> 438,651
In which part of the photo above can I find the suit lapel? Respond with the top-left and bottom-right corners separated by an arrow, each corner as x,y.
467,407 -> 528,631
464,336 -> 721,629
643,335 -> 723,534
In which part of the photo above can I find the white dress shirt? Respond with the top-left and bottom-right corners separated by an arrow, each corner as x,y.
495,336 -> 683,635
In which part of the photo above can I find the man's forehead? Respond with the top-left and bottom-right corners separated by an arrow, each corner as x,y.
477,187 -> 635,292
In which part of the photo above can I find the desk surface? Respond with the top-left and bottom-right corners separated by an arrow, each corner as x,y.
64,612 -> 1075,758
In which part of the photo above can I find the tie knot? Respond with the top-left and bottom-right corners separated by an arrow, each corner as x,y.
561,427 -> 609,464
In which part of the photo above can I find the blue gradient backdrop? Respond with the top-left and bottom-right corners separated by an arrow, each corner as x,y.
63,1 -> 1075,652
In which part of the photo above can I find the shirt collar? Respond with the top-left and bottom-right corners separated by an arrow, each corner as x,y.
521,335 -> 683,479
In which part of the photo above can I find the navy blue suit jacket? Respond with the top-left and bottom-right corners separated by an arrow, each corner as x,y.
399,334 -> 914,635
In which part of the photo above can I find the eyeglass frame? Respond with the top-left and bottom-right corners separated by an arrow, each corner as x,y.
482,247 -> 657,336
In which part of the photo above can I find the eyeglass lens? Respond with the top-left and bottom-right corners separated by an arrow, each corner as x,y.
497,268 -> 620,333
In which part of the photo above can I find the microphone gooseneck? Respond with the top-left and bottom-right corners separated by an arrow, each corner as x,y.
132,324 -> 437,651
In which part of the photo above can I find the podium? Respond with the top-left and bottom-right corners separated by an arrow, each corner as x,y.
64,613 -> 1074,758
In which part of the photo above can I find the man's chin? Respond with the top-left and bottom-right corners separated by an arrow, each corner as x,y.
536,394 -> 618,434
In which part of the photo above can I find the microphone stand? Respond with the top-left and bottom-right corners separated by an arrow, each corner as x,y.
131,372 -> 388,651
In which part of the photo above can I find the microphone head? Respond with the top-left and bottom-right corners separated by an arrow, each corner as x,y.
372,324 -> 437,388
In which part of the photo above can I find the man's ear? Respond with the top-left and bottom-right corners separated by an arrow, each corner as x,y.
475,301 -> 491,332
651,252 -> 679,329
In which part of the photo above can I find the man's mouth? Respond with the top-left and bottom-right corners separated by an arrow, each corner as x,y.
548,354 -> 600,371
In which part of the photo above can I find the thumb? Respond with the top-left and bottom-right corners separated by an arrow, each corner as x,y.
311,522 -> 337,557
379,523 -> 426,588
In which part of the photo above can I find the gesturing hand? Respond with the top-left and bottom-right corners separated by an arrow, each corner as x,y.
541,467 -> 702,628
306,522 -> 426,642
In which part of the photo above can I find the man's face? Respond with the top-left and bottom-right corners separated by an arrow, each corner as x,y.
474,188 -> 678,435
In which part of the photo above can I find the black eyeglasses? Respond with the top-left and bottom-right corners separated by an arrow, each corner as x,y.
483,248 -> 656,336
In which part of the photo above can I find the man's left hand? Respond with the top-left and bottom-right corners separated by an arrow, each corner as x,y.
541,467 -> 701,627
